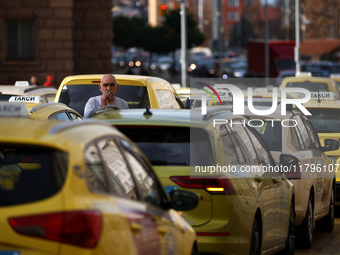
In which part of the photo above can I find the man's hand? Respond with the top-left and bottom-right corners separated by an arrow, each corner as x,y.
101,90 -> 113,106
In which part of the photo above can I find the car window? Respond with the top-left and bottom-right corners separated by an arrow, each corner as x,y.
98,138 -> 138,199
115,85 -> 150,108
49,111 -> 70,121
290,124 -> 305,150
116,126 -> 215,166
68,111 -> 82,120
286,82 -> 329,92
252,120 -> 282,151
59,84 -> 151,116
303,119 -> 320,149
45,93 -> 56,103
85,143 -> 109,193
59,85 -> 100,116
244,126 -> 273,165
292,115 -> 313,150
0,146 -> 67,206
85,138 -> 137,199
124,150 -> 162,207
307,108 -> 340,133
156,90 -> 181,109
220,120 -> 258,164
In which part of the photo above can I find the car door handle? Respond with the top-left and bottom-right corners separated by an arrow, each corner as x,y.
130,222 -> 142,233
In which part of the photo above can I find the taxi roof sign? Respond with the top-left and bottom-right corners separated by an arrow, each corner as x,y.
0,102 -> 29,117
14,81 -> 30,86
310,92 -> 335,101
9,96 -> 43,103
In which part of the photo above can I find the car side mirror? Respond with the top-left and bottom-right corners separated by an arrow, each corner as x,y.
169,189 -> 198,211
279,154 -> 300,169
322,139 -> 340,152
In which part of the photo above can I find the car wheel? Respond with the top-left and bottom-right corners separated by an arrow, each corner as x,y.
282,201 -> 295,255
297,196 -> 313,249
316,188 -> 334,232
249,218 -> 261,255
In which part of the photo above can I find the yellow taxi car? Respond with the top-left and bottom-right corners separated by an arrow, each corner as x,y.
245,106 -> 338,249
304,97 -> 340,205
8,96 -> 82,121
0,102 -> 198,255
279,76 -> 340,99
92,106 -> 296,255
54,74 -> 183,117
0,82 -> 57,103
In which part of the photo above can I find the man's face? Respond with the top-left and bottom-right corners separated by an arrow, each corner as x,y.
99,75 -> 118,96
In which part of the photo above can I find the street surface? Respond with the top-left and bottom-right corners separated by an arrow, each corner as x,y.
295,209 -> 340,254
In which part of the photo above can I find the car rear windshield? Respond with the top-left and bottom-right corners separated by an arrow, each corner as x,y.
58,84 -> 150,116
307,109 -> 340,133
0,145 -> 68,206
252,121 -> 282,151
117,126 -> 215,166
286,82 -> 329,92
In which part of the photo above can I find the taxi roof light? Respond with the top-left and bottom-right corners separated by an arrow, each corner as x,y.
9,210 -> 102,248
9,96 -> 43,104
14,81 -> 30,86
0,102 -> 29,117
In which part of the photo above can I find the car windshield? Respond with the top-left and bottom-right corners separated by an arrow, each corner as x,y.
307,109 -> 340,133
0,146 -> 67,206
0,95 -> 13,101
58,84 -> 150,116
117,126 -> 215,166
286,82 -> 329,92
252,121 -> 282,151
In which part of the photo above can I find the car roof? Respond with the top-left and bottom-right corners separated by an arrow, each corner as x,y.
26,102 -> 82,119
0,105 -> 120,149
59,74 -> 173,87
280,76 -> 335,86
0,85 -> 56,95
92,106 -> 246,128
304,100 -> 340,109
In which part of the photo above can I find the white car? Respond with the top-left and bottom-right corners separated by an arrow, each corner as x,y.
245,106 -> 339,249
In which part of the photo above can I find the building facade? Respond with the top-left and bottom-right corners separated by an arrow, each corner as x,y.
0,0 -> 113,86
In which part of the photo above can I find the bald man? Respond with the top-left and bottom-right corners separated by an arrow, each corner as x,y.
84,74 -> 128,118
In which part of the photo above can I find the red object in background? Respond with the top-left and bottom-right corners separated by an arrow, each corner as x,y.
247,40 -> 296,77
43,75 -> 54,87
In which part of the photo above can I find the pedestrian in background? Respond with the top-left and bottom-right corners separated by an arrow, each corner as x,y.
43,75 -> 54,87
29,75 -> 40,86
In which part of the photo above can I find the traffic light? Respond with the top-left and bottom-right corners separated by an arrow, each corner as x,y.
160,3 -> 167,16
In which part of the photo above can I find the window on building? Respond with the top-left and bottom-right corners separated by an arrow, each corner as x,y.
5,19 -> 35,61
228,12 -> 239,21
229,0 -> 239,7
244,0 -> 252,6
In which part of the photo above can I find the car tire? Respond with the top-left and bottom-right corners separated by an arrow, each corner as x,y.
316,188 -> 335,232
281,201 -> 295,255
249,218 -> 261,255
296,196 -> 314,249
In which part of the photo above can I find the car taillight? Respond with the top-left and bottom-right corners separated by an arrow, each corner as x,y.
8,210 -> 102,248
170,176 -> 236,195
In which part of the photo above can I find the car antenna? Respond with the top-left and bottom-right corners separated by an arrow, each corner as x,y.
143,106 -> 152,119
317,90 -> 321,103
